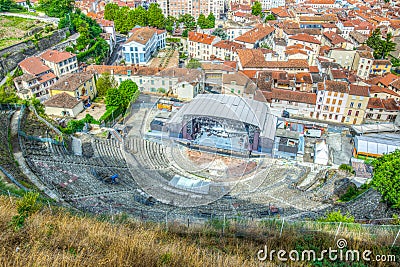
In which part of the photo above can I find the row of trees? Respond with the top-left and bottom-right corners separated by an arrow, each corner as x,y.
104,3 -> 215,34
366,29 -> 396,60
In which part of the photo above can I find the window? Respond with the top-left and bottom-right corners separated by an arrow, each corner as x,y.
330,107 -> 334,112
357,103 -> 362,108
345,117 -> 350,122
338,100 -> 342,105
350,102 -> 354,108
335,115 -> 338,120
151,80 -> 154,85
332,99 -> 337,104
348,110 -> 352,115
329,114 -> 332,119
355,111 -> 359,117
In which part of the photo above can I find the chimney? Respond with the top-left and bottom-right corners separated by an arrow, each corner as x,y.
65,81 -> 68,86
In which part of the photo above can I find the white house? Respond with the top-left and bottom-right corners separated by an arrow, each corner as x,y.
122,27 -> 166,65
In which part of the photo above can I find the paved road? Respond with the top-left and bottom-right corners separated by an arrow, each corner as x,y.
0,12 -> 59,25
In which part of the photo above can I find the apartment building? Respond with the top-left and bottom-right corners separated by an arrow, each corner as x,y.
352,50 -> 374,79
14,57 -> 58,101
157,0 -> 224,19
188,32 -> 220,60
313,80 -> 349,123
260,0 -> 285,10
342,84 -> 370,125
40,50 -> 78,77
212,40 -> 245,61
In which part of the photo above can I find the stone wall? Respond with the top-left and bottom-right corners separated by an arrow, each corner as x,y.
0,28 -> 69,81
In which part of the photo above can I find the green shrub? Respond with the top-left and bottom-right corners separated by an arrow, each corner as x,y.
338,164 -> 354,174
10,191 -> 42,230
318,210 -> 355,223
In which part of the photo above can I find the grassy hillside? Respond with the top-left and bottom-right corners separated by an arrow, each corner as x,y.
0,194 -> 399,267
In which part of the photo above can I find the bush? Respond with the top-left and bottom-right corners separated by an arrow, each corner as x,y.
10,192 -> 42,230
339,183 -> 369,202
338,164 -> 354,174
318,210 -> 355,223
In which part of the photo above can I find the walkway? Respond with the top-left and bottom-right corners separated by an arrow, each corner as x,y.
10,110 -> 61,201
0,12 -> 60,24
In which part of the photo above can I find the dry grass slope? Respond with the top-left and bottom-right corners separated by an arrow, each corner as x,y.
0,195 -> 398,266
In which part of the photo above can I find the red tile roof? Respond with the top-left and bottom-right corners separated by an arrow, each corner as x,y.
367,97 -> 385,109
86,65 -> 161,76
318,80 -> 349,93
289,33 -> 321,45
369,85 -> 400,97
367,98 -> 400,110
349,84 -> 370,97
377,73 -> 399,87
323,31 -> 347,45
44,92 -> 81,109
309,66 -> 319,73
19,57 -> 50,76
235,24 -> 275,44
188,32 -> 216,45
213,40 -> 245,52
237,49 -> 309,69
41,50 -> 76,63
266,88 -> 317,105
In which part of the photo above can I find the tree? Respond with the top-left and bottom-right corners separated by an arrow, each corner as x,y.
165,16 -> 176,33
147,3 -> 165,29
211,28 -> 227,40
197,14 -> 207,29
367,29 -> 397,59
179,14 -> 196,31
118,80 -> 139,108
186,58 -> 201,69
96,72 -> 117,97
0,0 -> 12,11
371,150 -> 400,208
366,28 -> 382,50
38,0 -> 74,18
377,32 -> 396,59
206,13 -> 215,28
251,1 -> 262,17
134,6 -> 148,27
105,87 -> 123,107
265,14 -> 276,21
104,3 -> 119,21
